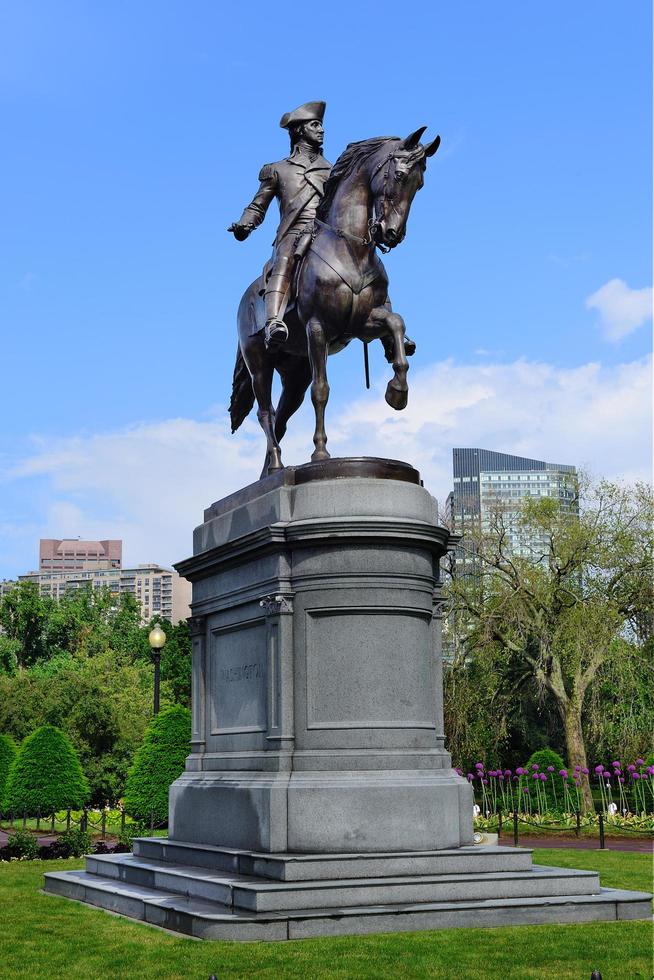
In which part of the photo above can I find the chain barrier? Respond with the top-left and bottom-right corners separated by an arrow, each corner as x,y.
0,809 -> 169,839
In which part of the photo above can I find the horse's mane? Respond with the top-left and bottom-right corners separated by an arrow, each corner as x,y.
316,136 -> 398,220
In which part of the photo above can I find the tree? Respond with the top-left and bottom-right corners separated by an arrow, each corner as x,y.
0,582 -> 53,670
123,706 -> 191,823
0,734 -> 18,805
0,649 -> 159,804
446,479 -> 653,810
4,725 -> 89,814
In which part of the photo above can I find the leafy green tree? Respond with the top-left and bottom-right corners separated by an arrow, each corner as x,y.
123,706 -> 191,823
0,650 -> 158,804
4,725 -> 89,814
446,479 -> 653,810
0,582 -> 53,670
0,734 -> 18,805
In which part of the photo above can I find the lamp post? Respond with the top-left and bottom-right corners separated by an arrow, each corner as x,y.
148,623 -> 166,715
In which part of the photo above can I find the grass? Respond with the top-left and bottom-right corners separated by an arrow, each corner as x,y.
0,849 -> 651,979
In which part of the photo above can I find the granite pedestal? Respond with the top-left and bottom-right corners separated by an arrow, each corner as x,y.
44,458 -> 652,938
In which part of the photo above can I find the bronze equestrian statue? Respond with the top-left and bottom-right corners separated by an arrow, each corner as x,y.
229,101 -> 440,476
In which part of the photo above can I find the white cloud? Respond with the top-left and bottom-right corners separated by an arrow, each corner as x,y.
1,355 -> 651,576
586,278 -> 652,341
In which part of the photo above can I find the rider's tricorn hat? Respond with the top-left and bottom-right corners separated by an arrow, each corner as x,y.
279,100 -> 326,129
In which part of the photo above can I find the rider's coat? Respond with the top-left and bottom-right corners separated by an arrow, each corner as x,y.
237,146 -> 332,246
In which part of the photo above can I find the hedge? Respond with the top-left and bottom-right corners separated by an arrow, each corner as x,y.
123,706 -> 190,823
4,725 -> 89,814
0,734 -> 18,806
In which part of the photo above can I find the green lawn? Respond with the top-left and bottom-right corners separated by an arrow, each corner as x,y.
0,849 -> 651,980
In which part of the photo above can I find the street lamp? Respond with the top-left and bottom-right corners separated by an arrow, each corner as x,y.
148,623 -> 166,715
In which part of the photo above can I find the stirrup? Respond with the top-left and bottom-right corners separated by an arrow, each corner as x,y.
264,319 -> 288,349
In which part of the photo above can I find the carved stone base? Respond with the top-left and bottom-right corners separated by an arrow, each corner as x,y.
167,459 -> 472,853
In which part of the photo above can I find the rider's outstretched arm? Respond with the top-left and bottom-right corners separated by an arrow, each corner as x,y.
228,164 -> 278,240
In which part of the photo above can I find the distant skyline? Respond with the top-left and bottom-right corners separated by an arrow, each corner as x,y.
1,2 -> 651,578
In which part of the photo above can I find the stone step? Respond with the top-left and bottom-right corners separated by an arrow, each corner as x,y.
43,869 -> 653,941
132,837 -> 534,880
85,852 -> 600,912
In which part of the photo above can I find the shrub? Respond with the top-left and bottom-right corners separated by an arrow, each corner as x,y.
116,820 -> 149,850
524,748 -> 567,808
4,725 -> 89,815
123,706 -> 190,824
0,734 -> 18,806
5,829 -> 39,860
56,828 -> 93,857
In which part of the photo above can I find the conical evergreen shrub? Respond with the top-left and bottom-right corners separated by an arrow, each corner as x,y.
123,706 -> 190,823
0,734 -> 18,807
4,725 -> 89,814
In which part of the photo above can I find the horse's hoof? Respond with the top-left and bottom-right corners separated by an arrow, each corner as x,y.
385,382 -> 408,411
404,336 -> 416,357
311,448 -> 331,462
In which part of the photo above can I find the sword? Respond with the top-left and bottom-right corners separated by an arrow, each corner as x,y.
363,341 -> 370,389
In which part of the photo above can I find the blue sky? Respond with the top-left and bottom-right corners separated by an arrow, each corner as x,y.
1,1 -> 651,577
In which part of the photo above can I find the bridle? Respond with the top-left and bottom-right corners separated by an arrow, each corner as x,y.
316,144 -> 425,254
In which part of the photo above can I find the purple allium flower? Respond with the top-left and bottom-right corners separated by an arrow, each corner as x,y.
540,773 -> 547,781
636,759 -> 645,766
633,773 -> 641,780
522,787 -> 529,793
559,769 -> 568,778
513,776 -> 518,782
574,777 -> 581,785
642,772 -> 649,779
475,762 -> 484,770
612,761 -> 620,767
547,766 -> 555,772
574,763 -> 581,771
498,774 -> 504,780
603,771 -> 612,778
627,764 -> 636,772
455,767 -> 463,775
582,768 -> 589,775
594,765 -> 604,774
516,767 -> 525,776
482,778 -> 489,785
467,773 -> 474,781
504,769 -> 512,776
532,773 -> 539,779
532,763 -> 539,770
619,777 -> 625,783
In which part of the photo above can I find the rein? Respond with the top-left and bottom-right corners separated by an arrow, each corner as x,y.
314,148 -> 407,255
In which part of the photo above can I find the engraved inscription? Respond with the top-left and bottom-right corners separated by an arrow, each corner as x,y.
209,620 -> 268,734
220,662 -> 263,683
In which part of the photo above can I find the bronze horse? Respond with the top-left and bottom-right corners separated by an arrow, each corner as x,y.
229,128 -> 440,475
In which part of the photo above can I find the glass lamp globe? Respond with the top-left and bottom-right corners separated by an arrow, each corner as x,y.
148,624 -> 167,650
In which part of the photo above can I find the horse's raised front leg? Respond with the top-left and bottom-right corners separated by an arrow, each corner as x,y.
306,316 -> 330,461
364,307 -> 409,411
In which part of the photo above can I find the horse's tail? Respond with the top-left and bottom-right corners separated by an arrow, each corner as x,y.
229,345 -> 255,433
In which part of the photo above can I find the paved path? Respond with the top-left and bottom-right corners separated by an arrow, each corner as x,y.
1,828 -> 651,854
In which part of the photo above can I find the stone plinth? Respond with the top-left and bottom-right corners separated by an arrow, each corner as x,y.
170,457 -> 472,853
44,458 -> 652,938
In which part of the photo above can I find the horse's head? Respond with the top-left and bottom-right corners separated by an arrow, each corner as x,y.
369,127 -> 440,250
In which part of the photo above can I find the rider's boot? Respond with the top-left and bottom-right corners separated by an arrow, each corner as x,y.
264,262 -> 292,351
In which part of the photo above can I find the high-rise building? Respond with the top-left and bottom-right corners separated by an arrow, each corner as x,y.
38,538 -> 122,572
2,539 -> 191,624
445,448 -> 578,560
